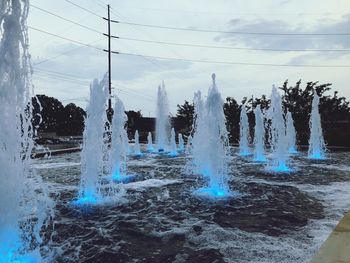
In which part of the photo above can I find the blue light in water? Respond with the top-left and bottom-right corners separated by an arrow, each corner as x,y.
0,246 -> 38,263
195,187 -> 230,199
239,151 -> 250,157
254,155 -> 267,162
270,162 -> 292,173
168,151 -> 178,157
309,153 -> 326,160
73,194 -> 98,206
112,174 -> 135,183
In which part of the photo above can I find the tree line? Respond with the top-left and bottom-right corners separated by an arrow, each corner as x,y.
176,80 -> 350,146
32,80 -> 350,146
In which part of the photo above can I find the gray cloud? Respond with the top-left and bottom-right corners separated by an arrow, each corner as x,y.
215,14 -> 350,51
32,43 -> 192,82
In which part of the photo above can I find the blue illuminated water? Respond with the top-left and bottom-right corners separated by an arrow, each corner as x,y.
308,93 -> 326,160
190,74 -> 232,198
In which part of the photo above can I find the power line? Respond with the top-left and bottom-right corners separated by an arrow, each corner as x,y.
33,68 -> 91,85
28,26 -> 103,51
33,38 -> 104,65
63,0 -> 102,18
30,4 -> 103,34
115,36 -> 350,53
111,20 -> 350,36
112,51 -> 350,68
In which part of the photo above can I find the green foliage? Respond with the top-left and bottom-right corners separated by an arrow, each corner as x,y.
32,95 -> 85,136
176,100 -> 194,135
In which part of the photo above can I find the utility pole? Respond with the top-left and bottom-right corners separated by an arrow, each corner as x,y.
107,4 -> 112,112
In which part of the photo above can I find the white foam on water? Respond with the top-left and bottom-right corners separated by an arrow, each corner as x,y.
33,162 -> 80,169
123,179 -> 181,191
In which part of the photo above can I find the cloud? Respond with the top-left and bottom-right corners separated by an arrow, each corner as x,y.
31,43 -> 192,82
215,14 -> 350,51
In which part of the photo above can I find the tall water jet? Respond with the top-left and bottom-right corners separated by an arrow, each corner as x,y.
253,105 -> 266,162
185,135 -> 193,154
155,81 -> 170,152
133,130 -> 142,156
76,77 -> 109,205
178,133 -> 185,152
286,110 -> 297,154
239,104 -> 250,156
191,74 -> 231,197
191,91 -> 207,175
110,97 -> 129,180
147,132 -> 154,152
169,128 -> 178,156
308,93 -> 326,159
266,86 -> 290,172
0,1 -> 51,261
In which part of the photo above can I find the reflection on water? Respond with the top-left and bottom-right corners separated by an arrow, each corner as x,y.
34,147 -> 350,263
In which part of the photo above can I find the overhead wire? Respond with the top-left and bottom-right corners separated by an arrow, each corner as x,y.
113,51 -> 350,68
30,4 -> 103,34
29,26 -> 103,51
111,20 -> 350,36
115,36 -> 350,53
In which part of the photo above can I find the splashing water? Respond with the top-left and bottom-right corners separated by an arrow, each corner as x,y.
239,104 -> 250,156
191,74 -> 231,198
286,111 -> 297,154
75,77 -> 110,205
0,1 -> 51,261
147,132 -> 154,152
110,97 -> 129,181
266,86 -> 290,172
308,93 -> 326,159
191,91 -> 207,175
178,133 -> 185,152
185,135 -> 193,155
133,130 -> 142,156
169,128 -> 178,156
155,81 -> 170,152
253,105 -> 266,162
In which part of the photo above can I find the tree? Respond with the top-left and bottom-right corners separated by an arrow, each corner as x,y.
58,103 -> 85,135
32,95 -> 86,136
223,97 -> 240,142
279,80 -> 350,145
32,95 -> 65,133
176,101 -> 194,135
126,110 -> 142,135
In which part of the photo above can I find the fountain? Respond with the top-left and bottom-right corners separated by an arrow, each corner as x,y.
0,1 -> 51,261
147,132 -> 154,152
168,128 -> 178,156
191,74 -> 231,198
191,91 -> 207,175
155,81 -> 170,152
239,104 -> 250,156
185,135 -> 193,154
178,133 -> 185,152
266,86 -> 290,172
110,97 -> 129,181
133,130 -> 142,156
308,93 -> 326,159
75,77 -> 110,205
253,105 -> 267,162
286,110 -> 297,154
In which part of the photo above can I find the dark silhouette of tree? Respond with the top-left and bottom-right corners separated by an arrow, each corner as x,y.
32,95 -> 85,136
223,97 -> 240,143
126,110 -> 142,135
176,100 -> 194,135
278,80 -> 350,145
32,95 -> 65,133
58,103 -> 85,135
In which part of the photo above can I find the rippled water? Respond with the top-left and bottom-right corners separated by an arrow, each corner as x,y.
33,146 -> 350,263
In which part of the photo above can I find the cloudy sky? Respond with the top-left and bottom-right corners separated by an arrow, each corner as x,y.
28,0 -> 350,116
